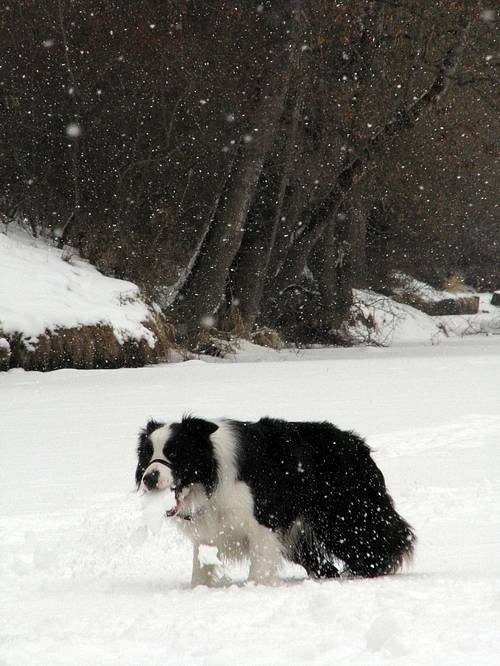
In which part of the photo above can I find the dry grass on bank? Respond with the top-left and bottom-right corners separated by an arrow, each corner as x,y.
251,327 -> 284,350
1,314 -> 174,372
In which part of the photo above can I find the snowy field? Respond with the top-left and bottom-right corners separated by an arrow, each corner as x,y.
1,339 -> 500,665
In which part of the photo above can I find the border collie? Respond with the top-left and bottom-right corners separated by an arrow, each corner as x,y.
136,415 -> 415,586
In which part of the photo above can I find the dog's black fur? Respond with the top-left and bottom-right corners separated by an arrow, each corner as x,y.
234,418 -> 415,577
136,415 -> 415,579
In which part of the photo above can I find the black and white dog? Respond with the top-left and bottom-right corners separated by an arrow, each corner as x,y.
136,415 -> 415,586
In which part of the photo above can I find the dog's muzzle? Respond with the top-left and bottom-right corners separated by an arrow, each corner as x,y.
141,460 -> 194,520
141,458 -> 174,492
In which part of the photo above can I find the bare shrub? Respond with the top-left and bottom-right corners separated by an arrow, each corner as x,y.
221,304 -> 249,339
188,325 -> 239,359
339,292 -> 405,347
251,327 -> 284,350
443,273 -> 466,293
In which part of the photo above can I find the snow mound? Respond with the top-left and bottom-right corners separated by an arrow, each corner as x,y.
349,289 -> 443,345
347,288 -> 500,347
140,489 -> 177,534
392,272 -> 473,302
0,224 -> 157,348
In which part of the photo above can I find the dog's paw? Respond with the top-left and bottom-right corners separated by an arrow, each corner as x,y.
247,572 -> 282,587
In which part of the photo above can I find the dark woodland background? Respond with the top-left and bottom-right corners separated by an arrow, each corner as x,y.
1,1 -> 498,345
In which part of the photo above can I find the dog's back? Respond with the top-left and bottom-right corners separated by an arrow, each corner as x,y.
234,417 -> 416,577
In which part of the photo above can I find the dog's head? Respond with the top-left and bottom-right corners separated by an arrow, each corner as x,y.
136,416 -> 219,517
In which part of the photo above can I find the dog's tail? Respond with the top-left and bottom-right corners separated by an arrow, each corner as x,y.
381,513 -> 416,576
334,490 -> 417,578
354,506 -> 417,578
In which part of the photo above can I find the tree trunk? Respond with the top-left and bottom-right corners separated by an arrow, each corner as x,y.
224,179 -> 275,334
307,210 -> 354,334
350,206 -> 367,287
265,199 -> 342,310
308,217 -> 339,332
170,69 -> 289,338
225,88 -> 303,333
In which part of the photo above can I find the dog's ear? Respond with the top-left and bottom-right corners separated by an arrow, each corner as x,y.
182,415 -> 219,438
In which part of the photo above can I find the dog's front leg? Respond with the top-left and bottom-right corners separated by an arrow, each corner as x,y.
190,544 -> 218,588
248,526 -> 282,586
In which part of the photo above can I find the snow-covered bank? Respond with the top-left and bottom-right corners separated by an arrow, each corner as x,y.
347,288 -> 500,346
2,223 -> 500,372
0,224 -> 157,345
1,341 -> 499,664
0,225 -> 172,369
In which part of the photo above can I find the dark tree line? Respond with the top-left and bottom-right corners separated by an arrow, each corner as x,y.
1,1 -> 498,344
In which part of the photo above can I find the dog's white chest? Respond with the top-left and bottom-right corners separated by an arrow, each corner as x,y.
179,481 -> 255,560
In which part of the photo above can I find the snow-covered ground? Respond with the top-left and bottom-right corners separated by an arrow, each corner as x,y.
1,340 -> 499,665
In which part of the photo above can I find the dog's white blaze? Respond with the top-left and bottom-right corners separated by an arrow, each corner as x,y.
149,424 -> 172,460
142,424 -> 174,491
